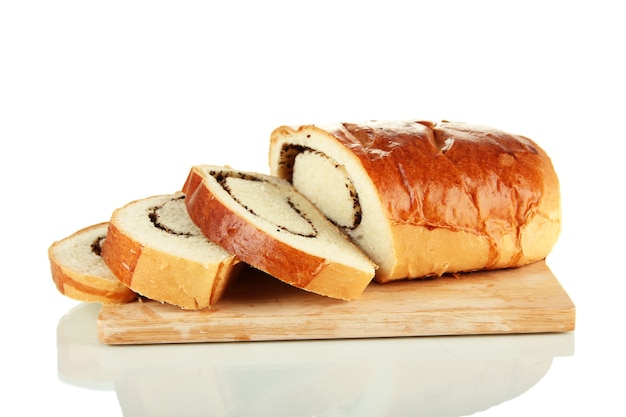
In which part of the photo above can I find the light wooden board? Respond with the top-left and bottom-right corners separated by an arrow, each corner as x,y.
97,261 -> 575,344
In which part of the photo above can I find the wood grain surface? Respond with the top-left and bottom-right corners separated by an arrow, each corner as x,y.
97,260 -> 575,344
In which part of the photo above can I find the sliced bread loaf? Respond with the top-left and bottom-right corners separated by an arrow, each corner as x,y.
182,165 -> 377,300
269,120 -> 561,283
101,192 -> 244,310
48,223 -> 137,304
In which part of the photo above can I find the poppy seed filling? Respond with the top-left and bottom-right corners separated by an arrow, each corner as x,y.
148,195 -> 198,237
209,170 -> 318,238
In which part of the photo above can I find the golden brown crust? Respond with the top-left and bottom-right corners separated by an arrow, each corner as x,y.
99,221 -> 136,288
270,120 -> 561,282
323,120 -> 558,231
182,166 -> 373,300
49,261 -> 137,304
50,266 -> 137,305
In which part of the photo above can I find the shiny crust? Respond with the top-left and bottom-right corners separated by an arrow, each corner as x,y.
48,223 -> 137,304
270,120 -> 561,282
182,166 -> 375,300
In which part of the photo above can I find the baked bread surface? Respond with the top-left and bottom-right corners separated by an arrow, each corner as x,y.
101,193 -> 242,309
269,120 -> 561,282
182,165 -> 377,300
48,223 -> 137,304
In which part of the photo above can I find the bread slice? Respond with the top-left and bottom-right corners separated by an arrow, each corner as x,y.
182,165 -> 377,300
101,192 -> 244,310
48,223 -> 137,304
269,120 -> 561,283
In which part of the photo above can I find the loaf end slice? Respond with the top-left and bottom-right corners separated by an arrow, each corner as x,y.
48,223 -> 138,304
101,192 -> 244,310
182,165 -> 377,301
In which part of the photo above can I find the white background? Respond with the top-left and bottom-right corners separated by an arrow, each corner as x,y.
1,1 -> 624,416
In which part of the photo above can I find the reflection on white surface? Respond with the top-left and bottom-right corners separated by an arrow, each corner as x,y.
57,303 -> 574,417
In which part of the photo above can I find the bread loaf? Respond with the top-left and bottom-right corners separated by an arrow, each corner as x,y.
48,223 -> 137,304
269,120 -> 561,283
101,192 -> 243,310
182,165 -> 377,300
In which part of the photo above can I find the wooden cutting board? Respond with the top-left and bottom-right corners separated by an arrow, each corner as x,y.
97,260 -> 575,345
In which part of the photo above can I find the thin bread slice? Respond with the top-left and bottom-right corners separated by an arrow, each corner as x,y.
182,165 -> 377,301
48,223 -> 137,304
101,192 -> 244,310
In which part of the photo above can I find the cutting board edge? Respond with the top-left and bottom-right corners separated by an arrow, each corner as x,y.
96,260 -> 576,345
